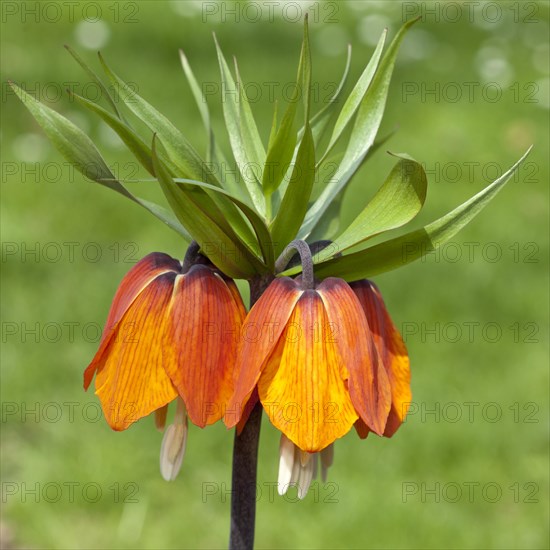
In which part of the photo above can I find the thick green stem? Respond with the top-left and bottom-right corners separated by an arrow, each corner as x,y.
229,274 -> 274,550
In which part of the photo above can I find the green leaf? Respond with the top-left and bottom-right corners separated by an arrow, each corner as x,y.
261,99 -> 297,198
133,197 -> 191,239
301,17 -> 419,238
307,190 -> 345,243
11,82 -> 191,239
70,91 -> 156,175
179,49 -> 213,160
307,148 -> 532,281
71,90 -> 258,254
213,36 -> 265,214
99,54 -> 220,186
315,153 -> 427,262
307,44 -> 352,147
172,179 -> 274,269
301,13 -> 312,121
10,82 -> 125,195
304,128 -> 397,243
64,45 -> 125,121
270,123 -> 316,256
267,101 -> 279,151
179,50 -> 243,199
261,15 -> 311,198
234,58 -> 266,168
318,30 -> 387,166
151,138 -> 261,279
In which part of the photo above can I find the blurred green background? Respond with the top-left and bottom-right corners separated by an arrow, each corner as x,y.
1,1 -> 549,548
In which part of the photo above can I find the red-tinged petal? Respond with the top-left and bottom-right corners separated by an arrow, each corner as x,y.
354,418 -> 371,439
93,272 -> 179,430
351,280 -> 411,437
225,277 -> 303,428
317,278 -> 392,436
258,291 -> 358,452
84,252 -> 180,389
163,265 -> 246,427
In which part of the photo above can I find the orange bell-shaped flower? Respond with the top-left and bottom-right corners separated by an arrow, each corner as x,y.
84,251 -> 246,431
225,275 -> 394,452
225,239 -> 411,498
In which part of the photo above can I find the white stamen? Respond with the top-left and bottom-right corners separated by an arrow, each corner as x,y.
276,436 -> 336,499
296,457 -> 315,500
289,445 -> 301,487
159,398 -> 188,481
277,434 -> 295,495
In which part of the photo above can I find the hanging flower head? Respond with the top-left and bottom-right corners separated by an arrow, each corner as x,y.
84,244 -> 246,479
225,241 -> 410,497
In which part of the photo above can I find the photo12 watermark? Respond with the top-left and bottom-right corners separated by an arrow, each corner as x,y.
201,481 -> 339,503
402,481 -> 539,503
201,1 -> 340,24
1,481 -> 139,503
401,2 -> 540,24
1,2 -> 140,24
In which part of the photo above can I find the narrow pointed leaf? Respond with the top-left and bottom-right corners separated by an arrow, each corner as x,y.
214,36 -> 265,213
73,91 -> 260,257
270,124 -> 316,255
298,128 -> 397,241
261,16 -> 311,197
70,91 -> 249,247
151,139 -> 260,278
261,99 -> 297,197
301,17 -> 419,238
307,186 -> 345,243
70,91 -> 156,175
179,50 -> 212,158
234,58 -> 266,166
99,54 -> 220,186
12,82 -> 191,239
318,30 -> 387,166
307,148 -> 532,280
133,197 -> 191,239
179,50 -> 243,199
64,45 -> 125,120
301,14 -> 312,121
316,153 -> 427,262
172,179 -> 274,269
307,44 -> 352,147
11,82 -> 126,194
267,101 -> 279,150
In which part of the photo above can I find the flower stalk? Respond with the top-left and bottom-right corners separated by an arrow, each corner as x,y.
229,274 -> 274,550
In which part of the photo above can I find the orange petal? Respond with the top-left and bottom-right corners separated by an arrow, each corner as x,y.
317,278 -> 391,436
257,291 -> 358,452
163,265 -> 246,427
351,280 -> 411,437
93,273 -> 179,430
84,252 -> 180,389
225,277 -> 302,428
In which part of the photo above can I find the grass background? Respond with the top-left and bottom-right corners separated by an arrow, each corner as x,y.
1,1 -> 549,548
